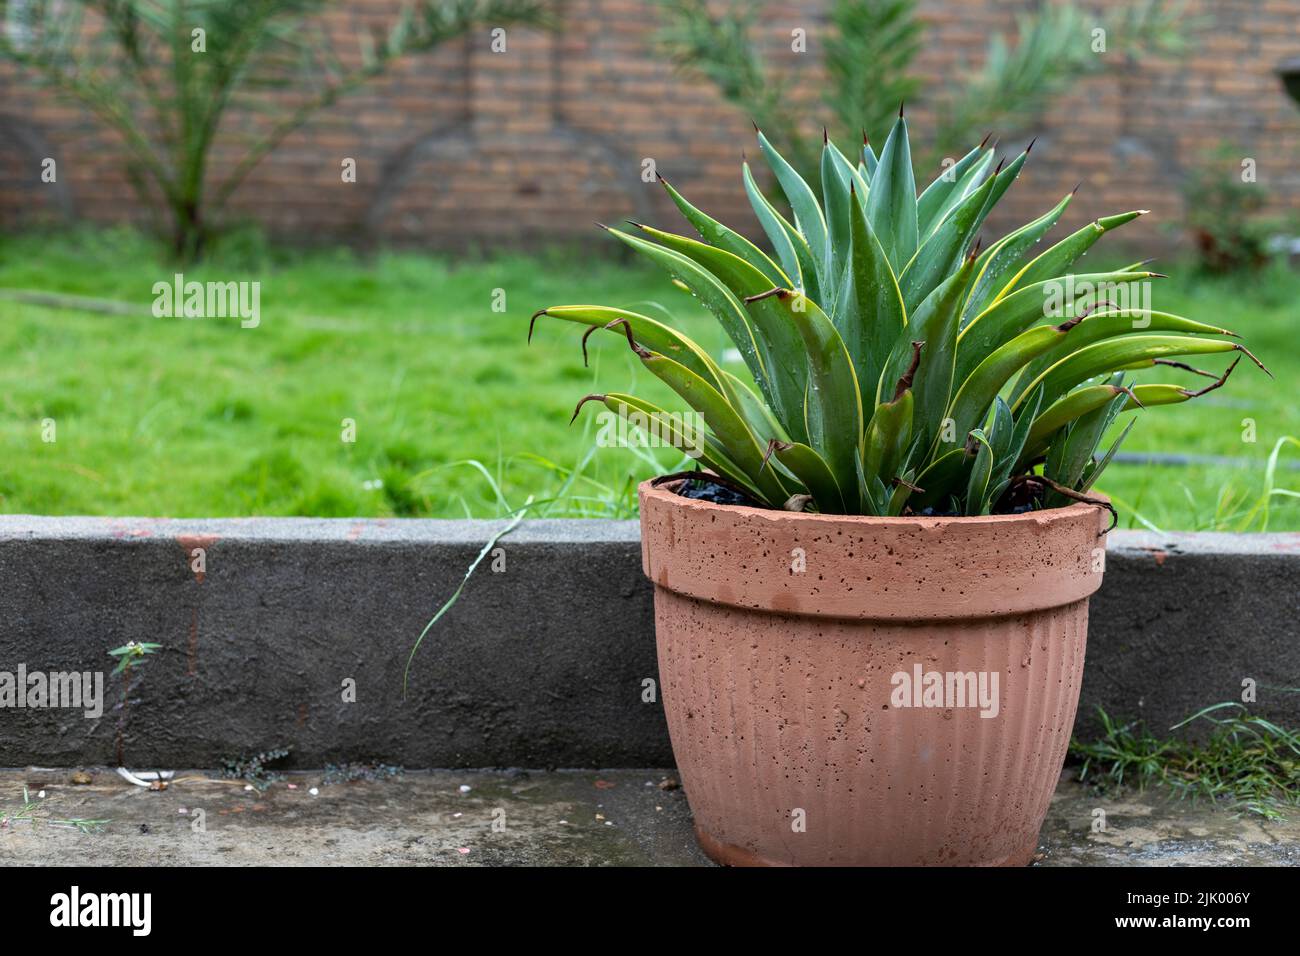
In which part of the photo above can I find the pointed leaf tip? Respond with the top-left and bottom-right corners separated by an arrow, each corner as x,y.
1235,343 -> 1272,378
570,393 -> 607,425
527,308 -> 548,343
898,100 -> 905,118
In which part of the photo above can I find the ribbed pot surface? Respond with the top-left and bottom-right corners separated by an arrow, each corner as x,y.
639,480 -> 1108,867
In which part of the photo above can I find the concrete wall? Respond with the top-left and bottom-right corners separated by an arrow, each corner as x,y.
3,0 -> 1299,250
1,516 -> 1296,768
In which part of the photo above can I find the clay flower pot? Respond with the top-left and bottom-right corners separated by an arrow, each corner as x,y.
639,479 -> 1109,867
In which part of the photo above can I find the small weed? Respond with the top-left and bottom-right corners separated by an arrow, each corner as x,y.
107,641 -> 161,676
0,787 -> 109,834
1070,702 -> 1300,819
219,746 -> 292,791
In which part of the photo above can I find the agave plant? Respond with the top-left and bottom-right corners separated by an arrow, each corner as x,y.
531,112 -> 1268,518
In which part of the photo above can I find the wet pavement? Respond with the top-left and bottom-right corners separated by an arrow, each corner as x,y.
0,767 -> 1295,866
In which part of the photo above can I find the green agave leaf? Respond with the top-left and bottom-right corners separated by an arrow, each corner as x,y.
1011,308 -> 1237,401
1012,334 -> 1248,413
999,387 -> 1042,477
853,448 -> 895,516
922,148 -> 995,238
862,138 -> 879,181
866,113 -> 918,272
863,390 -> 914,485
964,428 -> 995,516
837,177 -> 908,403
916,140 -> 986,236
975,147 -> 1029,220
585,392 -> 758,495
826,137 -> 871,211
954,271 -> 1162,387
960,190 -> 1073,324
742,160 -> 819,302
658,175 -> 789,288
1080,418 -> 1136,493
987,397 -> 1015,464
1124,380 -> 1230,410
1045,375 -> 1129,490
771,440 -> 848,514
615,241 -> 853,477
909,446 -> 974,510
898,148 -> 1026,313
871,474 -> 892,514
821,142 -> 852,317
882,252 -> 976,455
757,129 -> 828,291
613,224 -> 813,442
634,347 -> 793,503
863,342 -> 920,491
604,226 -> 772,406
1018,382 -> 1128,468
720,369 -> 790,445
946,321 -> 1076,452
532,304 -> 723,388
992,210 -> 1146,303
751,289 -> 865,486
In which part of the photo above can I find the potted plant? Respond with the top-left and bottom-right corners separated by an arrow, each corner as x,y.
531,114 -> 1266,866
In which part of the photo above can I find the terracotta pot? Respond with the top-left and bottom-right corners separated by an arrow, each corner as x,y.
639,479 -> 1109,867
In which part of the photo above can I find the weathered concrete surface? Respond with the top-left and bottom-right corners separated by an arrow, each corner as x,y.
1080,531 -> 1300,740
0,517 -> 668,768
1,767 -> 1294,866
0,517 -> 1296,767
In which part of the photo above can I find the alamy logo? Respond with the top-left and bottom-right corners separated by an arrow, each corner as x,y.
50,886 -> 151,936
1042,274 -> 1153,325
0,666 -> 103,718
890,663 -> 1000,718
152,273 -> 260,328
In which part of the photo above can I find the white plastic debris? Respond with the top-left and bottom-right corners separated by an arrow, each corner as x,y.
309,787 -> 319,796
38,790 -> 46,799
458,784 -> 472,793
115,768 -> 175,788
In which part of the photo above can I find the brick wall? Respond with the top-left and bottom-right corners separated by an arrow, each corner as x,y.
1,0 -> 1298,252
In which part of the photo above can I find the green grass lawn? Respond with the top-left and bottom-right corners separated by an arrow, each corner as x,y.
1,226 -> 1297,529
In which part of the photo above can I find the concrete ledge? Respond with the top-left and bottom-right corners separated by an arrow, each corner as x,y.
0,516 -> 1296,767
